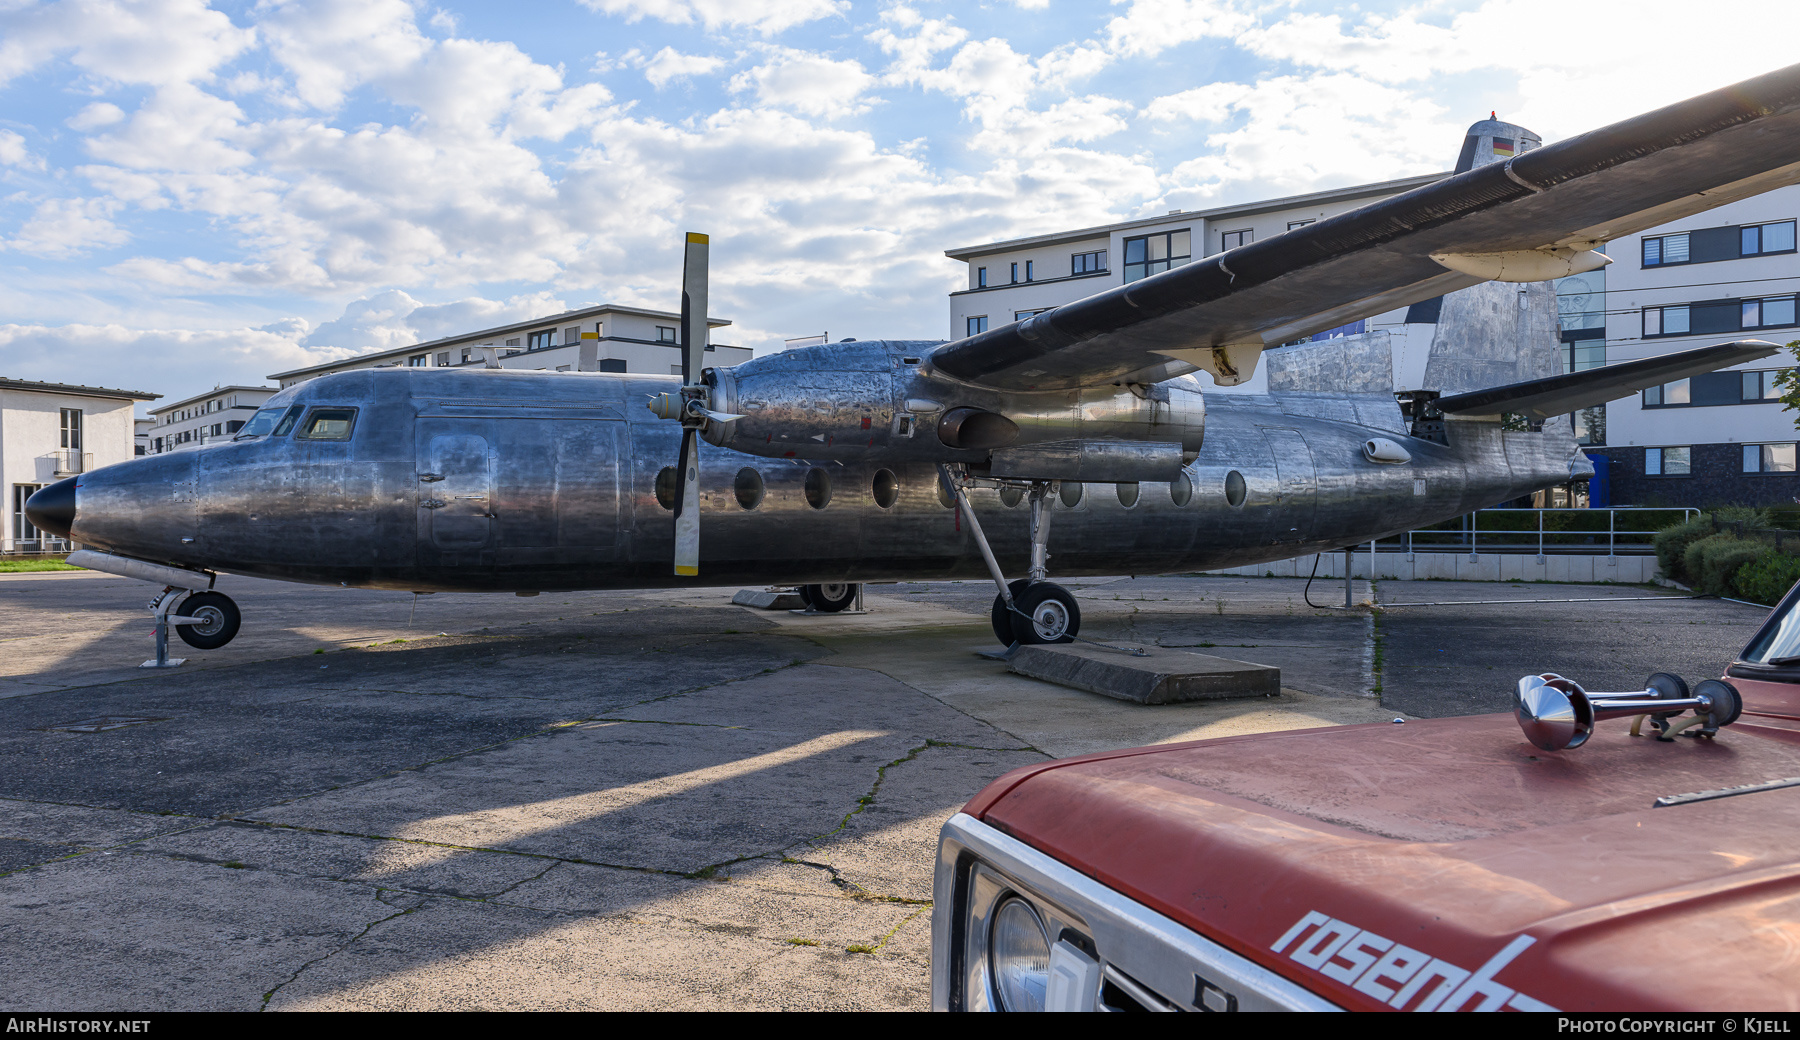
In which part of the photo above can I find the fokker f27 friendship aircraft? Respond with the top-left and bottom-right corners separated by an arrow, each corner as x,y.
27,64 -> 1800,652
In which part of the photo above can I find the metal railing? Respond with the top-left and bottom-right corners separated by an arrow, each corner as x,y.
49,449 -> 90,476
1374,507 -> 1696,557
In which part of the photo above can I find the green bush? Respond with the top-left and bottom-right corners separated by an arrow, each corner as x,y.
1711,506 -> 1775,529
1734,554 -> 1800,605
1682,534 -> 1774,597
1655,515 -> 1716,583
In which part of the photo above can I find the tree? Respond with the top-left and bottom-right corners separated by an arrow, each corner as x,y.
1772,342 -> 1800,424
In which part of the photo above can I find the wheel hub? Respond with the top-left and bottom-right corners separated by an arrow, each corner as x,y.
1030,601 -> 1070,641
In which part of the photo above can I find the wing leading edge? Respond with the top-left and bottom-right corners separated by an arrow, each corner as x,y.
930,63 -> 1800,393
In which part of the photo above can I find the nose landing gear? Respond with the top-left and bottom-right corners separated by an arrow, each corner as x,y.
143,585 -> 242,667
942,466 -> 1081,648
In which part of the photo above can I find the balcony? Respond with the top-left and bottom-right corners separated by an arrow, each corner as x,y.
50,449 -> 90,476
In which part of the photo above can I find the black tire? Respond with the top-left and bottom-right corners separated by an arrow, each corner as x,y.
990,579 -> 1032,646
1010,583 -> 1080,645
804,583 -> 857,612
175,591 -> 241,650
796,585 -> 814,608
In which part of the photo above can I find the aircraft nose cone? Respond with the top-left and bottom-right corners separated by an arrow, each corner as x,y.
25,477 -> 76,539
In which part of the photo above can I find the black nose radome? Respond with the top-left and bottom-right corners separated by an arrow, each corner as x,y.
25,477 -> 76,539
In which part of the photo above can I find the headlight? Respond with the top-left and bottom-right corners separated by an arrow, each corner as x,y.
991,897 -> 1051,1012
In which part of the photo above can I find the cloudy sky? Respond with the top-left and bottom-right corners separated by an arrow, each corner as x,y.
1,0 -> 1796,404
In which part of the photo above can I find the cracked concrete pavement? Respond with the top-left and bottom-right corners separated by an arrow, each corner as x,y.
0,568 -> 1768,1010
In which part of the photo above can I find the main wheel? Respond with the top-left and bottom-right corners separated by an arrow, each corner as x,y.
804,583 -> 857,613
990,579 -> 1032,646
1010,583 -> 1080,645
175,591 -> 241,650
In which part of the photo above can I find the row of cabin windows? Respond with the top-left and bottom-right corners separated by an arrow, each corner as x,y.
652,468 -> 1252,513
1643,220 -> 1796,267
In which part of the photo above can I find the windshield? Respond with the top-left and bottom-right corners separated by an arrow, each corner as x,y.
1742,593 -> 1800,664
234,403 -> 304,440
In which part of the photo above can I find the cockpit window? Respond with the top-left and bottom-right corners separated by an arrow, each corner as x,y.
295,407 -> 357,441
1743,592 -> 1800,665
236,404 -> 304,439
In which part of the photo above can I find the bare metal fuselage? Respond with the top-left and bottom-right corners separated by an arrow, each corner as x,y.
69,359 -> 1577,592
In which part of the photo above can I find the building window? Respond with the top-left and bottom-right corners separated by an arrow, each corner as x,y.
460,348 -> 473,363
599,359 -> 627,373
1742,221 -> 1797,257
13,484 -> 43,542
1014,309 -> 1050,322
967,315 -> 988,336
1221,229 -> 1252,250
977,267 -> 987,288
563,326 -> 580,344
1744,370 -> 1786,401
1010,263 -> 1019,284
1645,446 -> 1690,476
1025,260 -> 1034,281
408,354 -> 427,367
1642,379 -> 1690,407
1123,229 -> 1192,283
1287,220 -> 1314,231
60,409 -> 81,450
1642,305 -> 1689,336
526,330 -> 554,350
1644,295 -> 1796,337
1644,220 -> 1795,266
1744,443 -> 1798,473
1071,250 -> 1106,275
656,326 -> 677,343
436,352 -> 450,367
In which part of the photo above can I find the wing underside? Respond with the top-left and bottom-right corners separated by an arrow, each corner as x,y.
929,63 -> 1800,392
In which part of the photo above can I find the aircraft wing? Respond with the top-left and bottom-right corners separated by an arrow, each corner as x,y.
929,63 -> 1800,393
1434,340 -> 1785,421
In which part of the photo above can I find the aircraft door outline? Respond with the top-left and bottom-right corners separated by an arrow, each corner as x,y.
419,422 -> 494,552
1261,427 -> 1316,543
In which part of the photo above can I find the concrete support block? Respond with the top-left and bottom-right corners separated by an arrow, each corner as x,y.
1010,643 -> 1280,704
731,588 -> 806,610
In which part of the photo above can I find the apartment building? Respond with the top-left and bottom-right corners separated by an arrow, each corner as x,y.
946,178 -> 1800,508
2,377 -> 159,553
146,385 -> 279,455
270,303 -> 750,388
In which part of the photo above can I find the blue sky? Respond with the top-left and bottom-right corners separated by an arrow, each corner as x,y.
1,0 -> 1795,403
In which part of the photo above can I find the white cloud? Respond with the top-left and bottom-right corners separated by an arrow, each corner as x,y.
730,48 -> 875,120
258,0 -> 432,110
642,47 -> 724,89
300,289 -> 571,349
0,0 -> 254,88
0,320 -> 352,393
67,102 -> 125,130
577,0 -> 847,35
1103,0 -> 1255,59
0,129 -> 39,168
5,197 -> 129,258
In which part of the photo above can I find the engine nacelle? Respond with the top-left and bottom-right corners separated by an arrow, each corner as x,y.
702,339 -> 1206,471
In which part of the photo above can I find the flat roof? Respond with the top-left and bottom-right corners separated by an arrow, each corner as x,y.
0,378 -> 160,402
148,385 -> 277,416
268,302 -> 735,380
943,173 -> 1450,260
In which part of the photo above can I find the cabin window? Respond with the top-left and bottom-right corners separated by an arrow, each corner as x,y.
1059,481 -> 1084,509
1224,470 -> 1247,507
872,469 -> 898,509
734,468 -> 764,510
1116,482 -> 1140,508
1170,472 -> 1193,506
804,468 -> 832,510
655,467 -> 677,510
296,408 -> 358,441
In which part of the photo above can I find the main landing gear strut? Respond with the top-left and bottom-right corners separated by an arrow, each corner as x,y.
939,465 -> 1081,648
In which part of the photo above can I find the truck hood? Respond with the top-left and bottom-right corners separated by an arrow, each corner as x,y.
968,713 -> 1800,1012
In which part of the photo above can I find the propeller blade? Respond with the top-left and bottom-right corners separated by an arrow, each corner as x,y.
692,405 -> 745,424
674,426 -> 700,576
681,232 -> 709,386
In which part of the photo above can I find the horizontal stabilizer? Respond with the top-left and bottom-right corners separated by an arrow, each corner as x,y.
1434,340 -> 1784,420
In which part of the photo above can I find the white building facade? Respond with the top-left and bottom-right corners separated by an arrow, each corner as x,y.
271,304 -> 751,388
2,378 -> 159,554
146,386 -> 279,455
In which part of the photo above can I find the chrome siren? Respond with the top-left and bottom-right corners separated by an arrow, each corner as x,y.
1513,672 -> 1742,751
